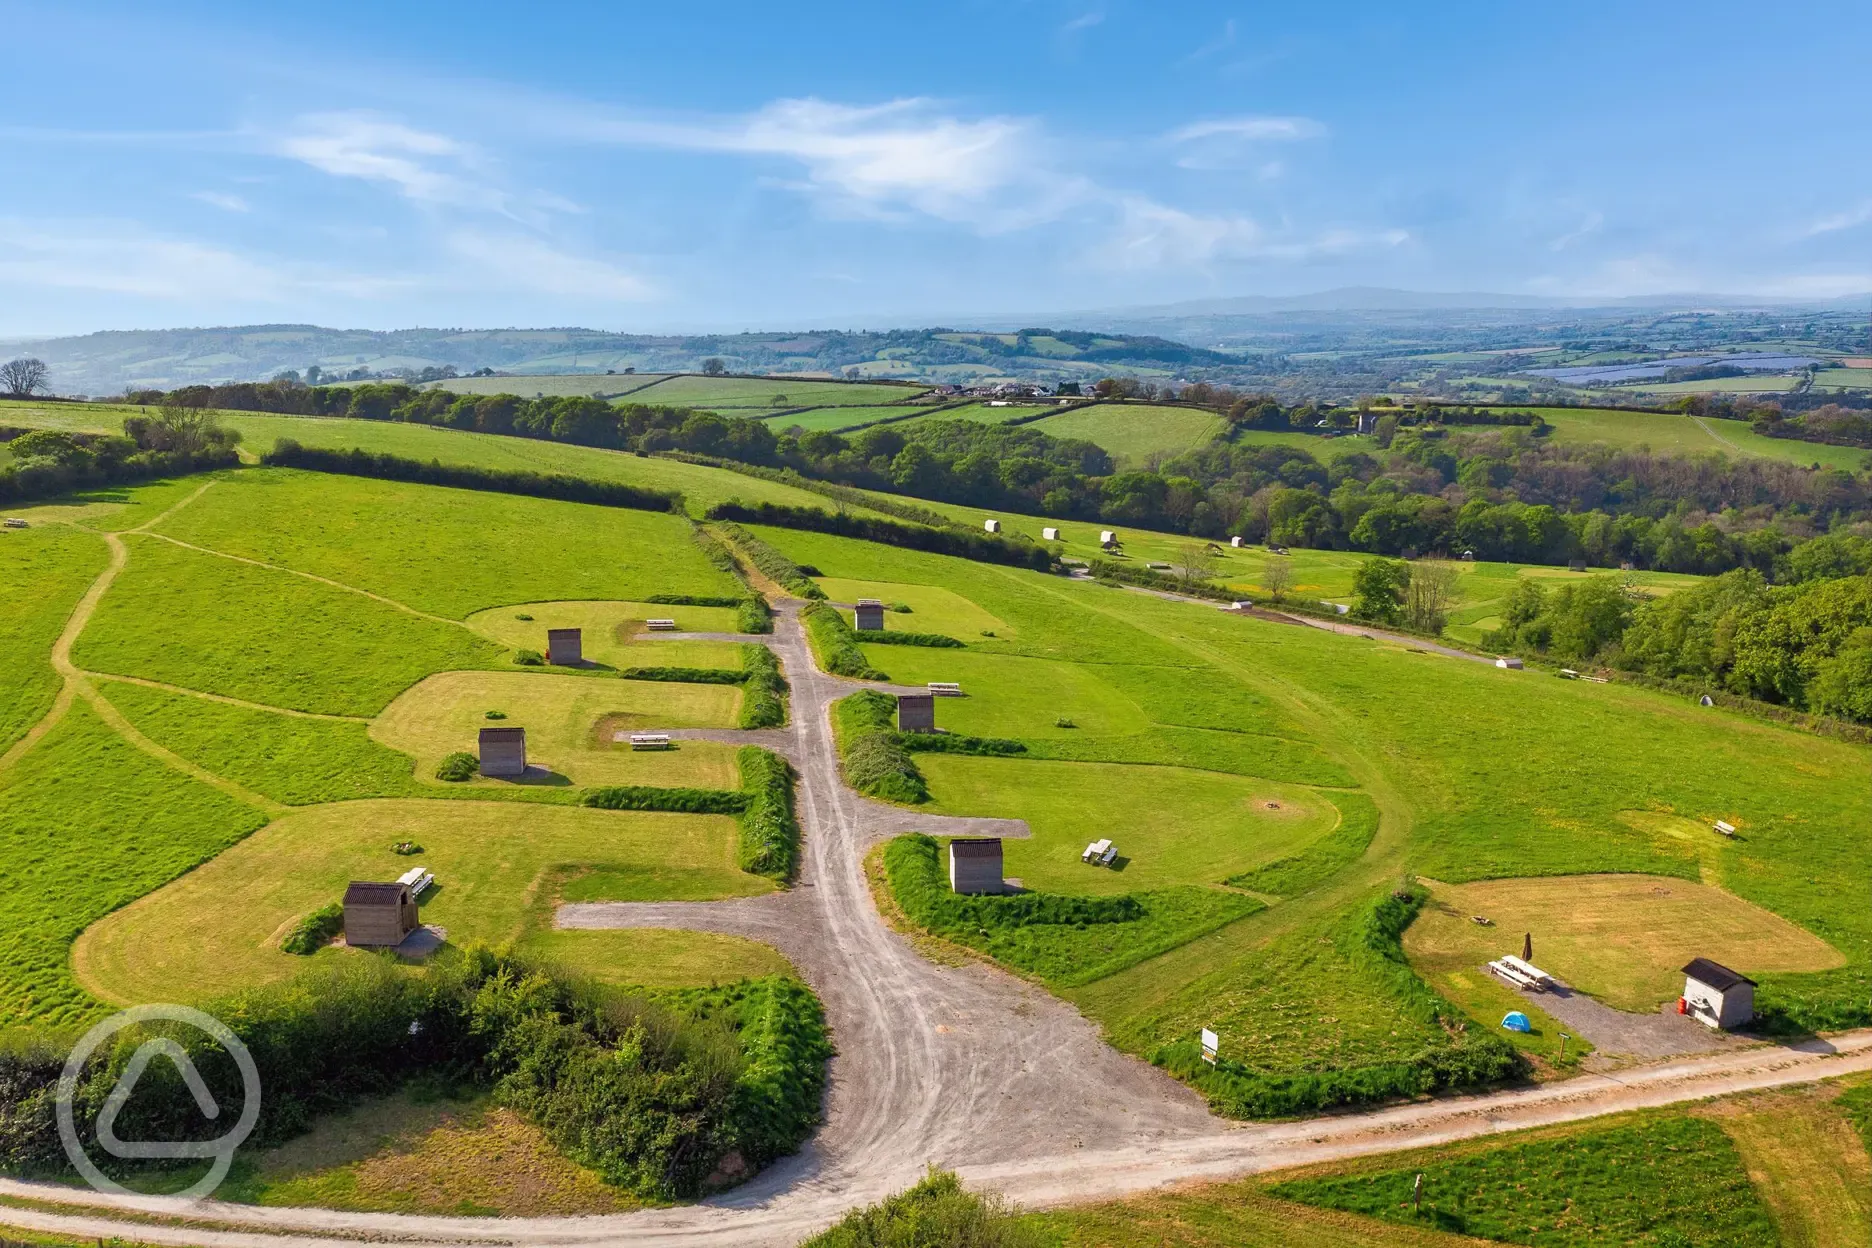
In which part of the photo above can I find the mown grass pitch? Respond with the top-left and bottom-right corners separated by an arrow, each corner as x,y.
73,534 -> 503,716
371,670 -> 743,789
73,799 -> 767,1006
917,757 -> 1341,895
1406,873 -> 1843,1012
814,577 -> 1014,638
464,599 -> 745,669
862,649 -> 1150,738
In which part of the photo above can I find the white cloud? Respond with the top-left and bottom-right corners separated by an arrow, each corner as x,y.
1549,210 -> 1603,251
1168,116 -> 1326,144
1167,115 -> 1326,171
1804,201 -> 1872,237
277,111 -> 521,215
1183,19 -> 1237,62
1753,271 -> 1872,299
1061,12 -> 1103,34
1100,197 -> 1406,269
0,218 -> 396,302
574,97 -> 1075,230
191,191 -> 250,213
444,231 -> 655,300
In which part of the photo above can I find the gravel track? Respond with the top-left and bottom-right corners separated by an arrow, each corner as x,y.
10,599 -> 1871,1245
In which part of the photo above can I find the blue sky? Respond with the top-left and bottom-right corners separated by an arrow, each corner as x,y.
3,0 -> 1869,335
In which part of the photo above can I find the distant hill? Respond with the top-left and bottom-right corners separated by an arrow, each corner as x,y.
0,324 -> 1242,395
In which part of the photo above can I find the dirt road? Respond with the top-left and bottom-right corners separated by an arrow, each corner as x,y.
7,599 -> 1870,1246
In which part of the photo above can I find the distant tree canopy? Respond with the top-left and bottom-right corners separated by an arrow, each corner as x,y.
0,357 -> 48,397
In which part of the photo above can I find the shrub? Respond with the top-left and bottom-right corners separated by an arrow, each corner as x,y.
513,648 -> 544,666
644,593 -> 744,607
835,692 -> 927,803
619,665 -> 745,684
805,603 -> 888,680
739,644 -> 788,730
0,953 -> 830,1201
858,630 -> 964,649
435,751 -> 477,782
736,747 -> 798,880
279,903 -> 343,955
801,1168 -> 1044,1248
581,786 -> 748,815
391,841 -> 423,855
706,502 -> 1056,575
736,595 -> 774,635
895,732 -> 1025,756
260,442 -> 683,514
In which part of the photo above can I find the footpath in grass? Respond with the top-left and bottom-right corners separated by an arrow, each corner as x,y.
0,522 -> 108,753
74,535 -> 503,717
1270,1113 -> 1778,1247
0,701 -> 267,1026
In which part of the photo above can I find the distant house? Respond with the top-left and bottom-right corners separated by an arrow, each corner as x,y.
1042,526 -> 1061,541
854,598 -> 886,631
984,519 -> 1001,533
343,881 -> 418,948
948,838 -> 1005,894
1681,958 -> 1755,1030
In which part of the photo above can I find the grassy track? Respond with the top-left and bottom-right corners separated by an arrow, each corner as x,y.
1028,402 -> 1226,467
153,470 -> 738,618
0,524 -> 108,754
0,702 -> 268,1025
73,798 -> 767,1005
1702,1087 -> 1872,1247
73,534 -> 503,716
371,670 -> 743,788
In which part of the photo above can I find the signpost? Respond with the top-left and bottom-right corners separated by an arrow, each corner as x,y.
1200,1028 -> 1219,1065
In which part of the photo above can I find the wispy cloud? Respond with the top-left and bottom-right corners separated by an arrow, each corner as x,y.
1183,19 -> 1236,63
1804,201 -> 1872,237
1061,12 -> 1103,34
1167,115 -> 1326,170
444,231 -> 654,300
190,191 -> 250,213
1100,197 -> 1406,269
1549,210 -> 1603,251
277,112 -> 506,211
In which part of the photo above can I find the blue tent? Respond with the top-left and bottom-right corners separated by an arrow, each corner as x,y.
1501,1011 -> 1532,1033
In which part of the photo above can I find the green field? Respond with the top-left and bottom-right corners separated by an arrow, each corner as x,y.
0,524 -> 108,753
1028,402 -> 1226,467
420,373 -> 674,398
761,404 -> 928,432
908,401 -> 1059,425
754,520 -> 1871,1088
627,374 -> 930,408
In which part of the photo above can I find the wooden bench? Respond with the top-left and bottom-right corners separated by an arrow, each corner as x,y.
644,618 -> 678,631
629,733 -> 673,750
928,682 -> 963,697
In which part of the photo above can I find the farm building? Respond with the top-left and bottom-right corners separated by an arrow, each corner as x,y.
984,519 -> 1001,533
1043,527 -> 1061,541
1099,530 -> 1117,547
546,628 -> 582,665
948,838 -> 1005,895
343,881 -> 418,948
1495,656 -> 1524,670
478,726 -> 527,776
897,693 -> 936,732
854,598 -> 885,631
1681,958 -> 1755,1030
1229,536 -> 1243,547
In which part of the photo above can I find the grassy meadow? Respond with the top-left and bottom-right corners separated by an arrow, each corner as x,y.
626,374 -> 930,408
762,404 -> 929,432
0,523 -> 108,753
1028,402 -> 1227,467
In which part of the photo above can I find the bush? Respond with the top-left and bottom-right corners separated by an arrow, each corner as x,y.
706,502 -> 1056,575
835,692 -> 927,802
644,593 -> 744,607
279,903 -> 343,955
739,644 -> 788,729
859,630 -> 965,648
619,665 -> 745,684
805,603 -> 888,680
736,595 -> 774,635
894,732 -> 1025,756
802,1168 -> 1044,1248
736,747 -> 798,880
0,443 -> 239,508
260,442 -> 682,514
0,952 -> 829,1201
513,648 -> 544,666
435,751 -> 477,782
582,786 -> 748,815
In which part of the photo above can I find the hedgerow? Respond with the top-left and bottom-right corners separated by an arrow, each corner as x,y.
1152,886 -> 1526,1117
644,593 -> 745,608
834,692 -> 926,802
619,666 -> 746,684
279,903 -> 343,955
856,629 -> 965,648
687,528 -> 776,634
739,644 -> 788,730
736,596 -> 773,634
262,441 -> 682,514
707,501 -> 1056,574
894,732 -> 1025,756
715,521 -> 824,598
806,603 -> 888,680
0,952 -> 829,1201
883,835 -> 1261,987
581,785 -> 747,815
735,747 -> 798,880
